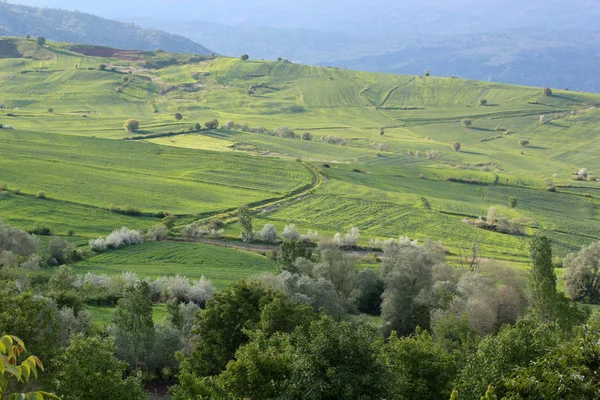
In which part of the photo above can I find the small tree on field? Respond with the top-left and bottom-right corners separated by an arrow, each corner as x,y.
204,119 -> 219,129
175,112 -> 183,121
509,196 -> 517,208
519,139 -> 529,147
380,127 -> 385,136
36,37 -> 46,46
462,119 -> 472,129
544,87 -> 553,96
424,69 -> 430,76
238,206 -> 253,244
302,132 -> 312,140
240,54 -> 249,61
47,108 -> 54,113
194,122 -> 201,131
37,191 -> 47,199
451,142 -> 461,152
98,64 -> 106,71
225,120 -> 235,129
479,99 -> 488,106
124,119 -> 140,132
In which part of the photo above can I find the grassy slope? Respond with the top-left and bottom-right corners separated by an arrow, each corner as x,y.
2,37 -> 600,265
75,241 -> 277,289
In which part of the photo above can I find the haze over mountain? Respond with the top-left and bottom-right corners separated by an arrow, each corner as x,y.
6,0 -> 600,90
0,2 -> 211,54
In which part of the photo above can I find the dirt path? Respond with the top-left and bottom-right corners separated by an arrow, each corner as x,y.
169,236 -> 377,258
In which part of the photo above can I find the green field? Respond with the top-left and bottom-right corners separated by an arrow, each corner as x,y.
2,36 -> 600,266
75,241 -> 277,289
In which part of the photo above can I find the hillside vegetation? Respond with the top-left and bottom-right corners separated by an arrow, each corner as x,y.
0,2 -> 211,54
1,37 -> 600,265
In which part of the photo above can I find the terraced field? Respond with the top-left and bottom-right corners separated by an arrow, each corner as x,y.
2,36 -> 600,268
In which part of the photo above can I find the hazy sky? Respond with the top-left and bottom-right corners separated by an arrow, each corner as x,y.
8,0 -> 600,34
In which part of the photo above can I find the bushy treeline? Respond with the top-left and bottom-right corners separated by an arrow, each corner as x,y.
165,240 -> 593,400
4,218 -> 600,399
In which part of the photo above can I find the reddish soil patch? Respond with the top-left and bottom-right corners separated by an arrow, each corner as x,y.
69,45 -> 146,61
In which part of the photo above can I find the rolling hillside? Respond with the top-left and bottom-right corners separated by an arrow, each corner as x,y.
1,37 -> 600,267
0,2 -> 211,54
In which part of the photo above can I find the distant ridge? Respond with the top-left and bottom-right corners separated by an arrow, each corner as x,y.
0,2 -> 212,54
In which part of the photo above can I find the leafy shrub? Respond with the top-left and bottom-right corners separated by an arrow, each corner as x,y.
452,142 -> 461,152
204,119 -> 219,129
29,225 -> 52,236
147,224 -> 168,241
281,224 -> 301,241
48,236 -> 76,264
12,188 -> 21,195
260,224 -> 278,242
123,119 -> 140,132
89,227 -> 144,251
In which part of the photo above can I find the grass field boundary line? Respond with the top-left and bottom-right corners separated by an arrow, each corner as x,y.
377,77 -> 416,109
185,162 -> 322,228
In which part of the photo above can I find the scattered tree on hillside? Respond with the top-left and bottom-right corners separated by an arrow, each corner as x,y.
452,142 -> 461,152
424,69 -> 430,76
544,87 -> 553,96
24,34 -> 31,39
225,120 -> 235,129
462,119 -> 472,129
380,127 -> 385,136
204,119 -> 219,129
276,126 -> 296,139
509,196 -> 518,208
175,112 -> 183,121
480,99 -> 488,106
124,119 -> 140,132
47,108 -> 54,113
98,64 -> 106,71
36,36 -> 46,46
519,139 -> 529,147
302,131 -> 312,140
240,54 -> 249,61
238,205 -> 253,244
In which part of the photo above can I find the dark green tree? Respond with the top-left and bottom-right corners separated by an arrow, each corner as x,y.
528,236 -> 557,321
183,281 -> 274,377
175,112 -> 183,121
384,330 -> 457,400
281,316 -> 389,400
36,37 -> 46,46
277,240 -> 310,273
240,54 -> 249,61
52,334 -> 146,400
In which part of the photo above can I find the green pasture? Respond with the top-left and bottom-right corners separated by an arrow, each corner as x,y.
74,241 -> 277,289
1,37 -> 600,264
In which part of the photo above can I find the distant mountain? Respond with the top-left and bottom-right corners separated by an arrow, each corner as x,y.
131,18 -> 600,92
325,29 -> 600,92
0,2 -> 212,54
